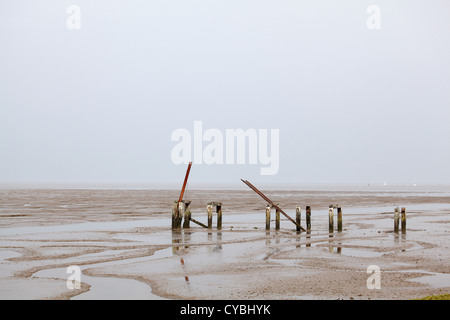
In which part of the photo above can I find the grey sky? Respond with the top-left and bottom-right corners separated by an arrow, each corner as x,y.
1,0 -> 449,186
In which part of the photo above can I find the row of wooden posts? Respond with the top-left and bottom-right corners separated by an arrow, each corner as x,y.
266,205 -> 342,232
395,207 -> 407,234
172,201 -> 407,234
172,200 -> 222,230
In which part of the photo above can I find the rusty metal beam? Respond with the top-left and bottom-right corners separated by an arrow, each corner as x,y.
189,217 -> 208,229
178,162 -> 192,204
241,179 -> 306,232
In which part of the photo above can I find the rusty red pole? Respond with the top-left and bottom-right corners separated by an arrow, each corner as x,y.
178,162 -> 192,204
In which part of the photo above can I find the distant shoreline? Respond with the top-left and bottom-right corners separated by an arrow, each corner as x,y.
1,181 -> 450,191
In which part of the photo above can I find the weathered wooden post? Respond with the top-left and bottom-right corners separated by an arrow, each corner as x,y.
207,204 -> 213,229
275,207 -> 280,230
337,207 -> 342,232
394,207 -> 400,233
266,205 -> 271,230
306,206 -> 311,231
183,201 -> 191,228
216,204 -> 222,230
172,200 -> 189,229
172,200 -> 179,229
296,207 -> 301,232
328,206 -> 334,233
401,207 -> 406,234
306,206 -> 311,247
178,201 -> 186,229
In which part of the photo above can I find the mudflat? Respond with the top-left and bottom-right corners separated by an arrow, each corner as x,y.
0,185 -> 449,299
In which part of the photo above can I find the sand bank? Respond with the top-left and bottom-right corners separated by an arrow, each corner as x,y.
0,187 -> 449,299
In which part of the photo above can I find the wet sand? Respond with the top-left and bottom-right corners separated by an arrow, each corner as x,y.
0,185 -> 449,300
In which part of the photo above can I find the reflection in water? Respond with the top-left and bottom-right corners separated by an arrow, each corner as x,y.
179,256 -> 190,284
171,230 -> 193,288
171,230 -> 182,254
306,230 -> 311,248
394,232 -> 399,243
171,229 -> 224,288
264,230 -> 283,245
172,229 -> 223,254
393,231 -> 407,243
328,233 -> 342,254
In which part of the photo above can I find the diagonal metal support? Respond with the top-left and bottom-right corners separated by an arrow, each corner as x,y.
241,179 -> 306,232
189,217 -> 208,229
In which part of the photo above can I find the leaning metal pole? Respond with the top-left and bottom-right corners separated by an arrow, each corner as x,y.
241,179 -> 306,232
178,162 -> 192,204
173,162 -> 192,229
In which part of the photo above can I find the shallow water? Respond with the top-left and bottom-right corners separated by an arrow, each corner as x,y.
0,250 -> 21,262
33,247 -> 174,300
0,218 -> 167,236
1,186 -> 450,299
411,272 -> 450,288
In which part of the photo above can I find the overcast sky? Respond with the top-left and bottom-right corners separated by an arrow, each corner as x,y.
1,0 -> 449,186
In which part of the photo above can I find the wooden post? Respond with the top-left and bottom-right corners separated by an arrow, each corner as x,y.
217,205 -> 222,230
207,204 -> 213,229
177,201 -> 185,229
266,205 -> 271,230
275,207 -> 280,230
394,207 -> 399,233
337,207 -> 342,232
306,206 -> 311,231
401,207 -> 406,234
328,206 -> 334,233
306,206 -> 311,247
183,201 -> 191,228
172,200 -> 178,229
296,207 -> 301,232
